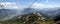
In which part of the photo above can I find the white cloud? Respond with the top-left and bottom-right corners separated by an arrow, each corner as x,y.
5,6 -> 18,9
1,2 -> 16,5
0,2 -> 19,9
32,2 -> 60,8
32,2 -> 44,8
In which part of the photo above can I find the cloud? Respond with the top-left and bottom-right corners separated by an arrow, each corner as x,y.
1,2 -> 16,5
32,2 -> 60,8
32,2 -> 44,8
0,2 -> 19,9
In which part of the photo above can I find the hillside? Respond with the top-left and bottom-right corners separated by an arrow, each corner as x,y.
0,12 -> 54,24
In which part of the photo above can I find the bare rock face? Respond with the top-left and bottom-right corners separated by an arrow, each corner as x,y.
16,12 -> 46,24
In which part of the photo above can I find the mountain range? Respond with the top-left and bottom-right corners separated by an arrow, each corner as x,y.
0,7 -> 60,21
22,7 -> 60,18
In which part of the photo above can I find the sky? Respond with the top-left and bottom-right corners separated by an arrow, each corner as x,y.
0,0 -> 60,9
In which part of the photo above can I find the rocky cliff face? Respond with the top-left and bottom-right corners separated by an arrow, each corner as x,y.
17,12 -> 46,24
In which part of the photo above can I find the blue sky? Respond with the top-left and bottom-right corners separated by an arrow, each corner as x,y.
0,0 -> 60,9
